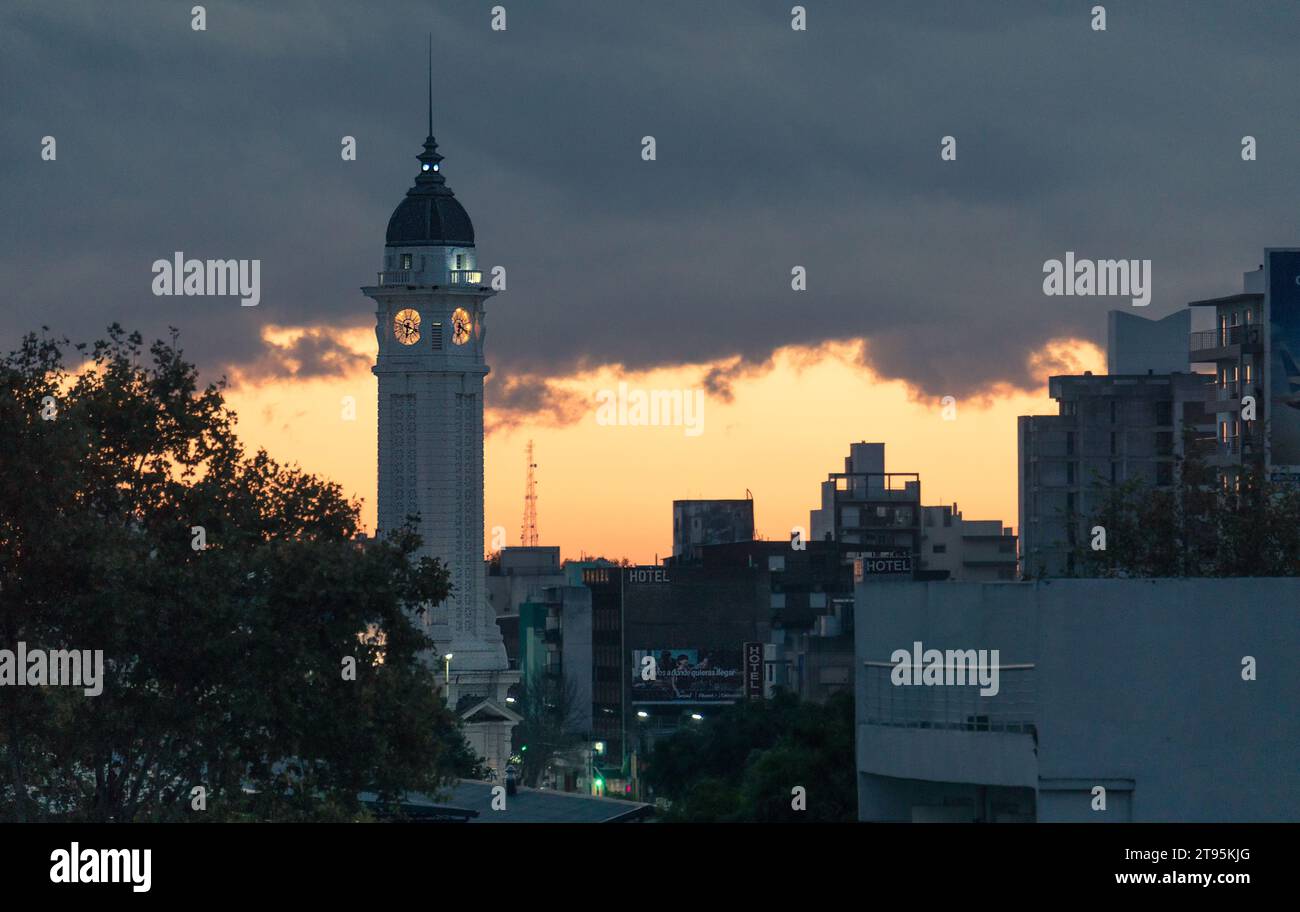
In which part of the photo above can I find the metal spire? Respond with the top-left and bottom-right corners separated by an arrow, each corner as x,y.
427,33 -> 433,138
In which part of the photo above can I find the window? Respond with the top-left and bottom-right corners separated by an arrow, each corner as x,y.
1110,400 -> 1118,424
1110,432 -> 1117,456
1067,461 -> 1076,485
401,253 -> 413,270
1066,432 -> 1075,456
768,555 -> 785,572
933,544 -> 947,554
455,253 -> 464,269
429,322 -> 443,349
1155,401 -> 1173,426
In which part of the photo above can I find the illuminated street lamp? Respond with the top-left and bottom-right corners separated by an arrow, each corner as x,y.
690,712 -> 703,721
443,652 -> 454,685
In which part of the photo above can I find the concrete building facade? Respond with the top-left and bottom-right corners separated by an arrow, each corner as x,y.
810,442 -> 921,574
1018,372 -> 1212,578
1107,308 -> 1191,375
671,498 -> 755,560
855,579 -> 1300,822
919,504 -> 1017,581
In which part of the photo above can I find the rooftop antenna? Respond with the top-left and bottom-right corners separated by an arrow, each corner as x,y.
521,440 -> 539,547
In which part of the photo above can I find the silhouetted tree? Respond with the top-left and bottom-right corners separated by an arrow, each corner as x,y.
0,326 -> 479,821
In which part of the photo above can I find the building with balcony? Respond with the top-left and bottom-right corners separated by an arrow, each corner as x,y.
810,442 -> 922,575
1188,266 -> 1267,481
1018,372 -> 1212,578
855,579 -> 1300,822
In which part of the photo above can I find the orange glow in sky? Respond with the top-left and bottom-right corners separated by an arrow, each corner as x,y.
221,327 -> 1104,564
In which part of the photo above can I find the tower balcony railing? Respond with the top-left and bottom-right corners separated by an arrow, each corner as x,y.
1189,325 -> 1262,355
861,662 -> 1037,735
376,269 -> 486,287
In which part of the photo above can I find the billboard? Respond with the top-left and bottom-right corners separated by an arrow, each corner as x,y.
631,648 -> 744,703
1267,249 -> 1300,476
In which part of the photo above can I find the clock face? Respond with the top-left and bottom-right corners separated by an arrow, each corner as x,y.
451,307 -> 472,345
393,308 -> 420,345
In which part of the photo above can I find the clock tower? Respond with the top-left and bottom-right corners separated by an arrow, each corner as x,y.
362,91 -> 520,774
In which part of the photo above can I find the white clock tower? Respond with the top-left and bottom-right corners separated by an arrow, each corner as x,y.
362,92 -> 520,774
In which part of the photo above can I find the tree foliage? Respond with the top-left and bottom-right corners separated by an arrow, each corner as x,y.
512,670 -> 585,788
643,691 -> 855,822
1078,449 -> 1300,578
0,326 -> 479,821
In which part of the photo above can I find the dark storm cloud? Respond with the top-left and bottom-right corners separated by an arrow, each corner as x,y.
4,0 -> 1300,405
486,372 -> 588,433
234,327 -> 371,382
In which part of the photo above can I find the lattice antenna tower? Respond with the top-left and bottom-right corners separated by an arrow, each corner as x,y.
520,440 -> 539,547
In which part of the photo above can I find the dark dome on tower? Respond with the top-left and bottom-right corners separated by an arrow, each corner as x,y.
384,133 -> 475,248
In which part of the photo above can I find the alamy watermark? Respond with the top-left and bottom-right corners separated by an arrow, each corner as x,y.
0,642 -> 104,696
1043,252 -> 1150,306
595,381 -> 704,437
890,641 -> 1000,696
50,843 -> 150,893
151,251 -> 261,307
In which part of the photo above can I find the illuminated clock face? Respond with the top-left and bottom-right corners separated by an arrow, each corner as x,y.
393,308 -> 420,345
451,307 -> 472,345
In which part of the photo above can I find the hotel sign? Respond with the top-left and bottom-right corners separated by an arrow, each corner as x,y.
854,551 -> 913,580
744,642 -> 764,699
626,567 -> 671,584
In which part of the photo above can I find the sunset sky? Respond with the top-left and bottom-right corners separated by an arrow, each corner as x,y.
6,2 -> 1290,564
223,326 -> 1103,563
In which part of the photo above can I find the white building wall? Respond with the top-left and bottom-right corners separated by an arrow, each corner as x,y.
856,579 -> 1300,822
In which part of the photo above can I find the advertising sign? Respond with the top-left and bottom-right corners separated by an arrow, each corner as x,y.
631,648 -> 743,703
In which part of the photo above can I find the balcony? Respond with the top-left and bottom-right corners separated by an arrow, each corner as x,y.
858,662 -> 1039,788
375,269 -> 486,288
860,662 -> 1036,733
1189,325 -> 1263,360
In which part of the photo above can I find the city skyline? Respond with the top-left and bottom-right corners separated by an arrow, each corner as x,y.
4,0 -> 1297,863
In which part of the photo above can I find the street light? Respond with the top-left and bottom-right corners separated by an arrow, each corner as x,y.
690,713 -> 703,721
636,710 -> 649,719
443,652 -> 454,685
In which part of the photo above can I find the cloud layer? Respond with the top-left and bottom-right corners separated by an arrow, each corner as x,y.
4,0 -> 1298,411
